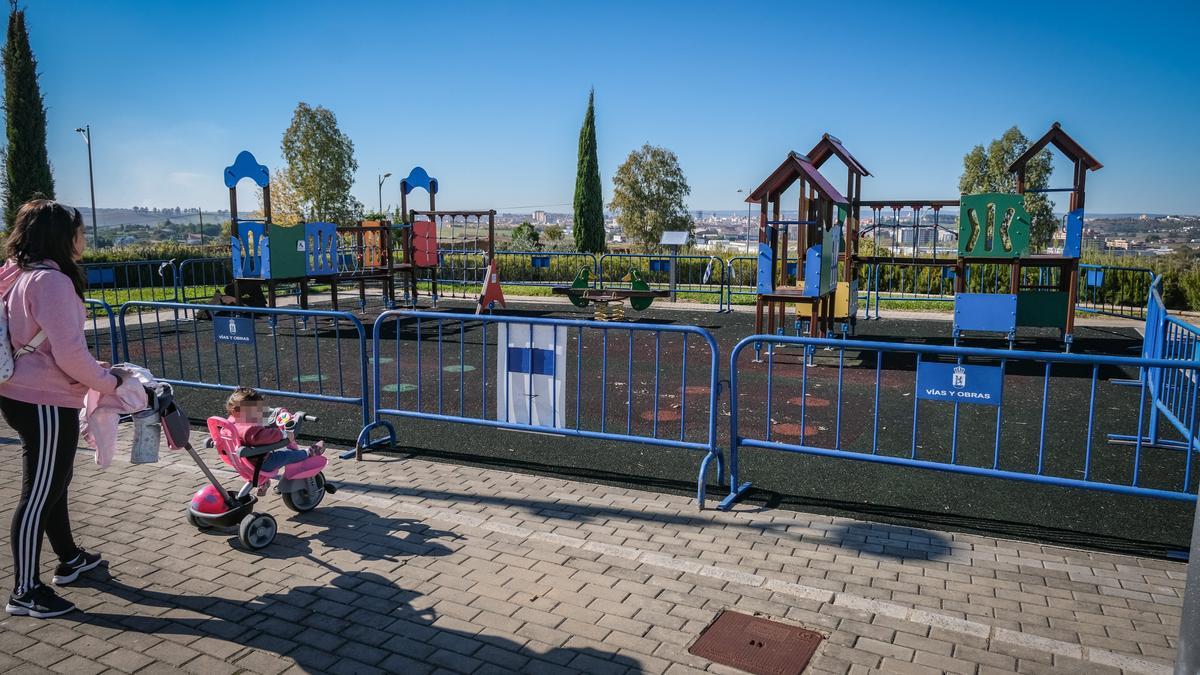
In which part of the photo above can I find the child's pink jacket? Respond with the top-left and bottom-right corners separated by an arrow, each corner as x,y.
80,378 -> 148,468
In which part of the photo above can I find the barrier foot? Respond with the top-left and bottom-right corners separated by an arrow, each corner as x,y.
346,421 -> 398,460
696,451 -> 724,510
1107,433 -> 1197,452
718,482 -> 752,511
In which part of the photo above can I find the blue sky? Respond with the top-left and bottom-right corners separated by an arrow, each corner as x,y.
26,0 -> 1200,215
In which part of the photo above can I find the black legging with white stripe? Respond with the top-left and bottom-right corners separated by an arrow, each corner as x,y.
2,397 -> 83,595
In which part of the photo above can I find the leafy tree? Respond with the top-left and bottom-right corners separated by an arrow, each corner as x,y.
543,224 -> 565,247
573,89 -> 605,253
279,102 -> 358,225
958,126 -> 1055,250
510,221 -> 541,251
609,144 -> 691,249
2,5 -> 54,228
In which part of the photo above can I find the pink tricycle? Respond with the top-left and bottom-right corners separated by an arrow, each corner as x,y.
155,387 -> 335,550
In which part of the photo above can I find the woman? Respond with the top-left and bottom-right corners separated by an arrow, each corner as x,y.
1,200 -> 127,618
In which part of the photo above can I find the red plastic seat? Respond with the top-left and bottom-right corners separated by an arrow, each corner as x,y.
206,417 -> 277,486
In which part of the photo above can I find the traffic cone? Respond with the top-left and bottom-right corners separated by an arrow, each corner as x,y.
477,260 -> 506,315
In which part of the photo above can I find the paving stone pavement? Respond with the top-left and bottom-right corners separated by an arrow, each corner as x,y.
0,421 -> 1186,674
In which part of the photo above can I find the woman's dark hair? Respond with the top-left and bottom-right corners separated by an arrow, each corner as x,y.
6,199 -> 86,298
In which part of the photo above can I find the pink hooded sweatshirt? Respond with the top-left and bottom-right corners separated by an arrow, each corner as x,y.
0,260 -> 119,409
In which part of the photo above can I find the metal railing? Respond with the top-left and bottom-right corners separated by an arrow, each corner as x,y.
722,334 -> 1200,510
84,259 -> 178,305
84,298 -> 118,364
359,310 -> 724,506
599,253 -> 727,310
1077,264 -> 1156,320
176,257 -> 232,303
494,251 -> 599,288
117,301 -> 370,429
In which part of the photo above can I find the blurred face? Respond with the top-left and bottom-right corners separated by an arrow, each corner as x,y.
72,224 -> 86,261
233,402 -> 265,425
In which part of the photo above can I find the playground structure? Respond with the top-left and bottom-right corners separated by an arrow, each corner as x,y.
745,142 -> 855,338
395,166 -> 504,313
951,124 -> 1100,347
225,151 -> 395,311
748,124 -> 1101,348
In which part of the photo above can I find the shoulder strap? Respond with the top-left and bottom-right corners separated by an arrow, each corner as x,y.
6,264 -> 55,357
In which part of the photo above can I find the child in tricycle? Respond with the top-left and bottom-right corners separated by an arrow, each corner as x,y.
182,387 -> 336,549
225,387 -> 325,494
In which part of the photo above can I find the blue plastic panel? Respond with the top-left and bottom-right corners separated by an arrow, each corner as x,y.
400,166 -> 439,195
803,244 -> 822,296
1063,209 -> 1084,258
1086,268 -> 1104,288
756,243 -> 774,294
649,258 -> 670,273
531,255 -> 551,269
86,267 -> 115,287
232,222 -> 269,279
224,151 -> 270,189
786,262 -> 798,277
304,222 -> 339,275
954,293 -> 1017,334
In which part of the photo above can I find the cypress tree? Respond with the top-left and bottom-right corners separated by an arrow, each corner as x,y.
573,89 -> 604,253
3,5 -> 54,228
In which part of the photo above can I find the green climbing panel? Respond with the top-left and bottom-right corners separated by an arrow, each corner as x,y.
266,224 -> 308,279
1016,291 -> 1069,329
958,193 -> 1031,259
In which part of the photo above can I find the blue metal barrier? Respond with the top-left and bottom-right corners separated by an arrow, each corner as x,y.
726,256 -> 757,308
177,257 -> 233,303
1077,264 -> 1156,320
1110,279 -> 1200,452
494,250 -> 599,288
117,301 -> 370,428
358,310 -> 724,506
84,298 -> 118,364
600,253 -> 727,311
84,260 -> 179,305
862,261 -> 957,319
722,334 -> 1200,510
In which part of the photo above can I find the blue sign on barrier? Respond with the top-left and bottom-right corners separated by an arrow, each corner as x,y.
214,316 -> 255,345
649,258 -> 670,272
916,360 -> 1003,406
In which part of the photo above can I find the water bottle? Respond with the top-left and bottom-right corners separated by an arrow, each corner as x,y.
130,408 -> 161,464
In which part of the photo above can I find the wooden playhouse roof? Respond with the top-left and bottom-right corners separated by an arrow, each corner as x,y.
806,133 -> 871,177
1008,122 -> 1103,173
746,151 -> 849,205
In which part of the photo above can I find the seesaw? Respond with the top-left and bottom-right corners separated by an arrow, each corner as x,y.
551,268 -> 669,321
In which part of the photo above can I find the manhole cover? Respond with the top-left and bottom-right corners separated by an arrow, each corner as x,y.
688,611 -> 823,675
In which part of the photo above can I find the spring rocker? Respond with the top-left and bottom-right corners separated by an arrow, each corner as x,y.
951,124 -> 1101,349
395,166 -> 505,313
225,151 -> 395,311
552,267 -> 669,321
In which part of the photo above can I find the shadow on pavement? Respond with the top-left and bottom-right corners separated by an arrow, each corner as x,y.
332,474 -> 955,561
68,568 -> 645,674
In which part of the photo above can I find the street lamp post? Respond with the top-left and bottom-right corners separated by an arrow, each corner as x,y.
377,172 -> 392,215
74,125 -> 97,247
737,188 -> 751,251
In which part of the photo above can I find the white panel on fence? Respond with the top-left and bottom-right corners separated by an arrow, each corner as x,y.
496,323 -> 566,428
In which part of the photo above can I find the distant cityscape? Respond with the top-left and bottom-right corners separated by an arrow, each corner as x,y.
74,205 -> 1200,258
